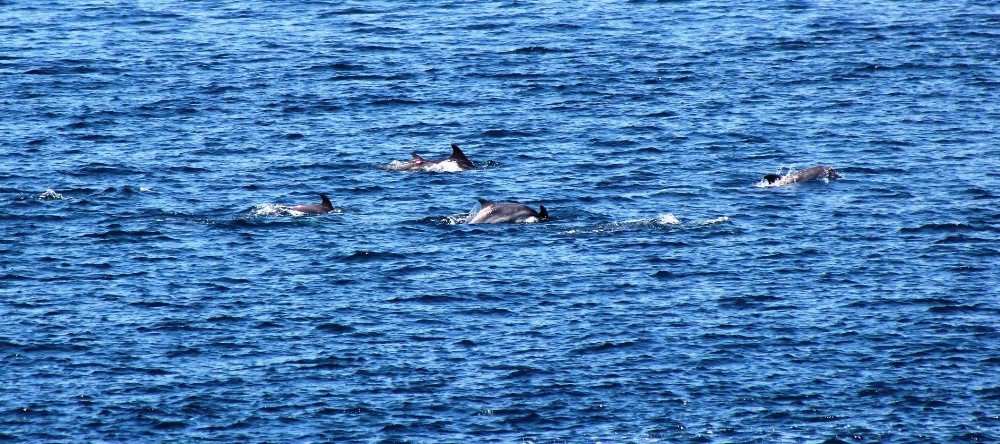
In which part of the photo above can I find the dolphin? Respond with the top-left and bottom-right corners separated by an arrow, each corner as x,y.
389,144 -> 476,172
763,166 -> 841,186
282,194 -> 336,214
467,199 -> 549,224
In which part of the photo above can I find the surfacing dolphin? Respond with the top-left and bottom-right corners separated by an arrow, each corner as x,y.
467,198 -> 549,224
763,166 -> 841,186
389,144 -> 476,172
281,194 -> 336,214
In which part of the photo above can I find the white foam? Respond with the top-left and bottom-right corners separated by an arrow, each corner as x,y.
385,160 -> 411,171
756,166 -> 799,187
38,189 -> 64,200
699,216 -> 730,225
445,213 -> 469,225
247,204 -> 299,217
424,160 -> 463,172
656,213 -> 681,225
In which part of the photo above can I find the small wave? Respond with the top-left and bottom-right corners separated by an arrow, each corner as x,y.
699,216 -> 730,225
899,223 -> 978,234
83,229 -> 166,240
508,46 -> 563,54
564,213 -> 731,235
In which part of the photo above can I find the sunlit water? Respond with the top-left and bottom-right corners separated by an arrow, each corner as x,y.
2,1 -> 998,442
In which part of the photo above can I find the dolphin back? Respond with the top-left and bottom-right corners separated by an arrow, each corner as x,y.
468,200 -> 544,224
449,144 -> 475,169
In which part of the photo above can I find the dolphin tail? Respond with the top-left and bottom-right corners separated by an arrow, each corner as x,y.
538,205 -> 549,220
320,194 -> 333,210
450,144 -> 475,168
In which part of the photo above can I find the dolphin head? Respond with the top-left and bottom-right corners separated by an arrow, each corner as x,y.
763,174 -> 782,184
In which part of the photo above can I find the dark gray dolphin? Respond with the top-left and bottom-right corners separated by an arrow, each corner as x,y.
389,144 -> 476,172
282,194 -> 336,214
763,166 -> 841,186
467,199 -> 549,224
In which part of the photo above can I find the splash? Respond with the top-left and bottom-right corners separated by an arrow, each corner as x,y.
698,216 -> 730,225
245,204 -> 342,218
564,214 -> 729,234
756,166 -> 815,187
656,214 -> 681,225
38,189 -> 64,200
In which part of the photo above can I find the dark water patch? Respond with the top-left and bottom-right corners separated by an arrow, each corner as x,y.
481,129 -> 535,138
24,66 -> 103,75
463,22 -> 513,31
349,24 -> 406,35
318,7 -> 379,17
572,340 -> 640,355
934,234 -> 992,245
340,251 -> 406,262
590,138 -> 637,148
644,110 -> 677,118
899,223 -> 980,234
128,300 -> 175,309
508,46 -> 565,55
387,294 -> 465,304
63,164 -> 147,177
369,98 -> 421,106
927,304 -> 987,314
314,323 -> 356,334
289,355 -> 365,370
306,62 -> 366,71
82,230 -> 168,241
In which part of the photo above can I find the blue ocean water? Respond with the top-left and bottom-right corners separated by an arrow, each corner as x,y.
2,0 -> 999,441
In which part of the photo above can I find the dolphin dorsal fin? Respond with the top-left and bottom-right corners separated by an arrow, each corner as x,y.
476,198 -> 493,207
538,205 -> 548,220
411,152 -> 426,162
450,144 -> 474,168
320,194 -> 333,209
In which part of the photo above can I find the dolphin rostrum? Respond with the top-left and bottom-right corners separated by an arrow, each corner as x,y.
763,166 -> 841,186
467,199 -> 549,224
389,144 -> 476,172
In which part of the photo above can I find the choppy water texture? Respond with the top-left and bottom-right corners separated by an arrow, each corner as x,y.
2,1 -> 999,442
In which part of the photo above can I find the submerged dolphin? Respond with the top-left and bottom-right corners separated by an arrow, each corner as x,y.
467,199 -> 549,224
763,166 -> 841,186
389,144 -> 476,172
282,194 -> 336,214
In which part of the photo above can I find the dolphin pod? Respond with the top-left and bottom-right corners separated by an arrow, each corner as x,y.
265,144 -> 841,224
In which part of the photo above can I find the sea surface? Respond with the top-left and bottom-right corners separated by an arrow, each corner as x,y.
1,1 -> 999,442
